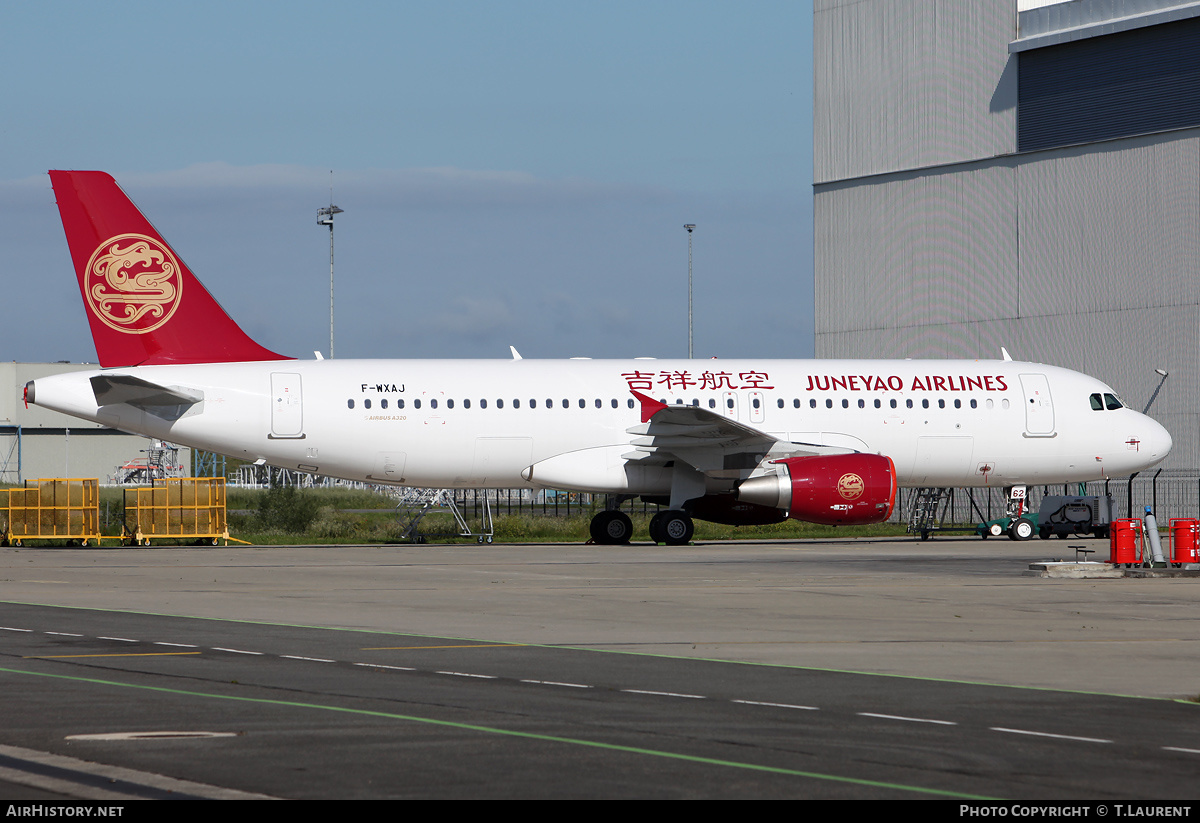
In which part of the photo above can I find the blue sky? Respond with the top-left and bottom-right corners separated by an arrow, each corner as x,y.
0,1 -> 812,362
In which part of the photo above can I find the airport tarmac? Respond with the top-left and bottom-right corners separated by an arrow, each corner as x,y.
1,535 -> 1198,799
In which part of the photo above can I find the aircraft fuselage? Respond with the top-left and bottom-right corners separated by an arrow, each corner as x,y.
28,356 -> 1171,495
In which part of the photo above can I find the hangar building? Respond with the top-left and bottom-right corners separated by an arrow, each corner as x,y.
815,0 -> 1200,475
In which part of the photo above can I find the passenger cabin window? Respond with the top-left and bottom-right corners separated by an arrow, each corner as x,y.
347,399 -> 354,409
381,399 -> 388,409
365,399 -> 372,409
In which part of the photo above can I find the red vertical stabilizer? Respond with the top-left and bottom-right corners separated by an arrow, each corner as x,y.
49,170 -> 291,367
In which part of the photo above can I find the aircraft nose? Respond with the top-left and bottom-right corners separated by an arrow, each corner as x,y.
1136,413 -> 1172,463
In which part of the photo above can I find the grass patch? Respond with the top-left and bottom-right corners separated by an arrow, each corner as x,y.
5,485 -> 918,546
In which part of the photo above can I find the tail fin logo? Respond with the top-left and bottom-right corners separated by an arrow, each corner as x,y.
84,233 -> 184,335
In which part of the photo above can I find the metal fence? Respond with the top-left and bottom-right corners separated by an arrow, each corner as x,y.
441,489 -> 654,520
893,470 -> 1200,527
423,471 -> 1200,527
224,465 -> 1200,528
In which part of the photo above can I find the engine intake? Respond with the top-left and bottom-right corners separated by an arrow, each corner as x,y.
735,454 -> 897,526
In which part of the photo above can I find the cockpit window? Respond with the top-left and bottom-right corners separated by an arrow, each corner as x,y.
1090,393 -> 1103,411
1104,393 -> 1123,410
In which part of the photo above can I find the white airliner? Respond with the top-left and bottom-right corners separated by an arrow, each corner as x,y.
26,170 -> 1172,544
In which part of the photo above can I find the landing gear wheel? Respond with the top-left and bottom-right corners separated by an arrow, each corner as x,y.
650,510 -> 693,546
648,512 -> 667,544
590,511 -> 633,545
1008,517 -> 1035,541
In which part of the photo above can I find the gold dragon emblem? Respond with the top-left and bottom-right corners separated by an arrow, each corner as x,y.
84,233 -> 183,334
836,472 -> 865,501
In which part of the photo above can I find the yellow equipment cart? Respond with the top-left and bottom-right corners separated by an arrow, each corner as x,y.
123,477 -> 228,546
2,478 -> 101,547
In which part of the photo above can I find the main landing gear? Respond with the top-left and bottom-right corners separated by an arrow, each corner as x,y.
589,510 -> 634,544
588,509 -> 694,546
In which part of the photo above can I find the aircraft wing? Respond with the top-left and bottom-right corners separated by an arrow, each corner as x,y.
625,390 -> 848,476
90,374 -> 204,419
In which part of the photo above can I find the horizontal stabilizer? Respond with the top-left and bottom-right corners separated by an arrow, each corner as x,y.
90,373 -> 203,413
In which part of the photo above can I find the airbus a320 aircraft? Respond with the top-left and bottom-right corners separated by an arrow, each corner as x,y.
26,171 -> 1172,544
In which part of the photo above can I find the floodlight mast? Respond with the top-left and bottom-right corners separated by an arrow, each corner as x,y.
684,224 -> 695,358
317,200 -> 344,358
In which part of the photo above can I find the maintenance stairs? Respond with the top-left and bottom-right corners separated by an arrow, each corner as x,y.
397,488 -> 494,543
906,487 -> 952,540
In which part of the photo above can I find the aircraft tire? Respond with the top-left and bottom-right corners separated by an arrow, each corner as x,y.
648,512 -> 667,544
1009,517 -> 1035,541
590,511 -> 633,545
659,511 -> 694,546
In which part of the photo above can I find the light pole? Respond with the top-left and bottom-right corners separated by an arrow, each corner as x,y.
317,199 -> 344,358
684,224 -> 695,358
1143,368 -> 1169,414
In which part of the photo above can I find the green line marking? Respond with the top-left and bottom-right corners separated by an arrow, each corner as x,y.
0,664 -> 994,799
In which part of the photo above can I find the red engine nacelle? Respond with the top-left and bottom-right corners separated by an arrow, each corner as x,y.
735,454 -> 897,526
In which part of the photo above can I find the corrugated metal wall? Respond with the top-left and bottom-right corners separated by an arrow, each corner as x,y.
814,0 -> 1200,472
815,140 -> 1200,467
1019,15 -> 1200,151
814,0 -> 1017,184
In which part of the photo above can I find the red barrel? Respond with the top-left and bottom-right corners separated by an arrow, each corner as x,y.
1109,518 -> 1142,564
1170,519 -> 1200,565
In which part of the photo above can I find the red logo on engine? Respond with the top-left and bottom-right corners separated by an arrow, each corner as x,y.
836,472 -> 865,501
84,233 -> 183,334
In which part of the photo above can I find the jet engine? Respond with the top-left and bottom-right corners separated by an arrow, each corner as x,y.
735,454 -> 897,526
